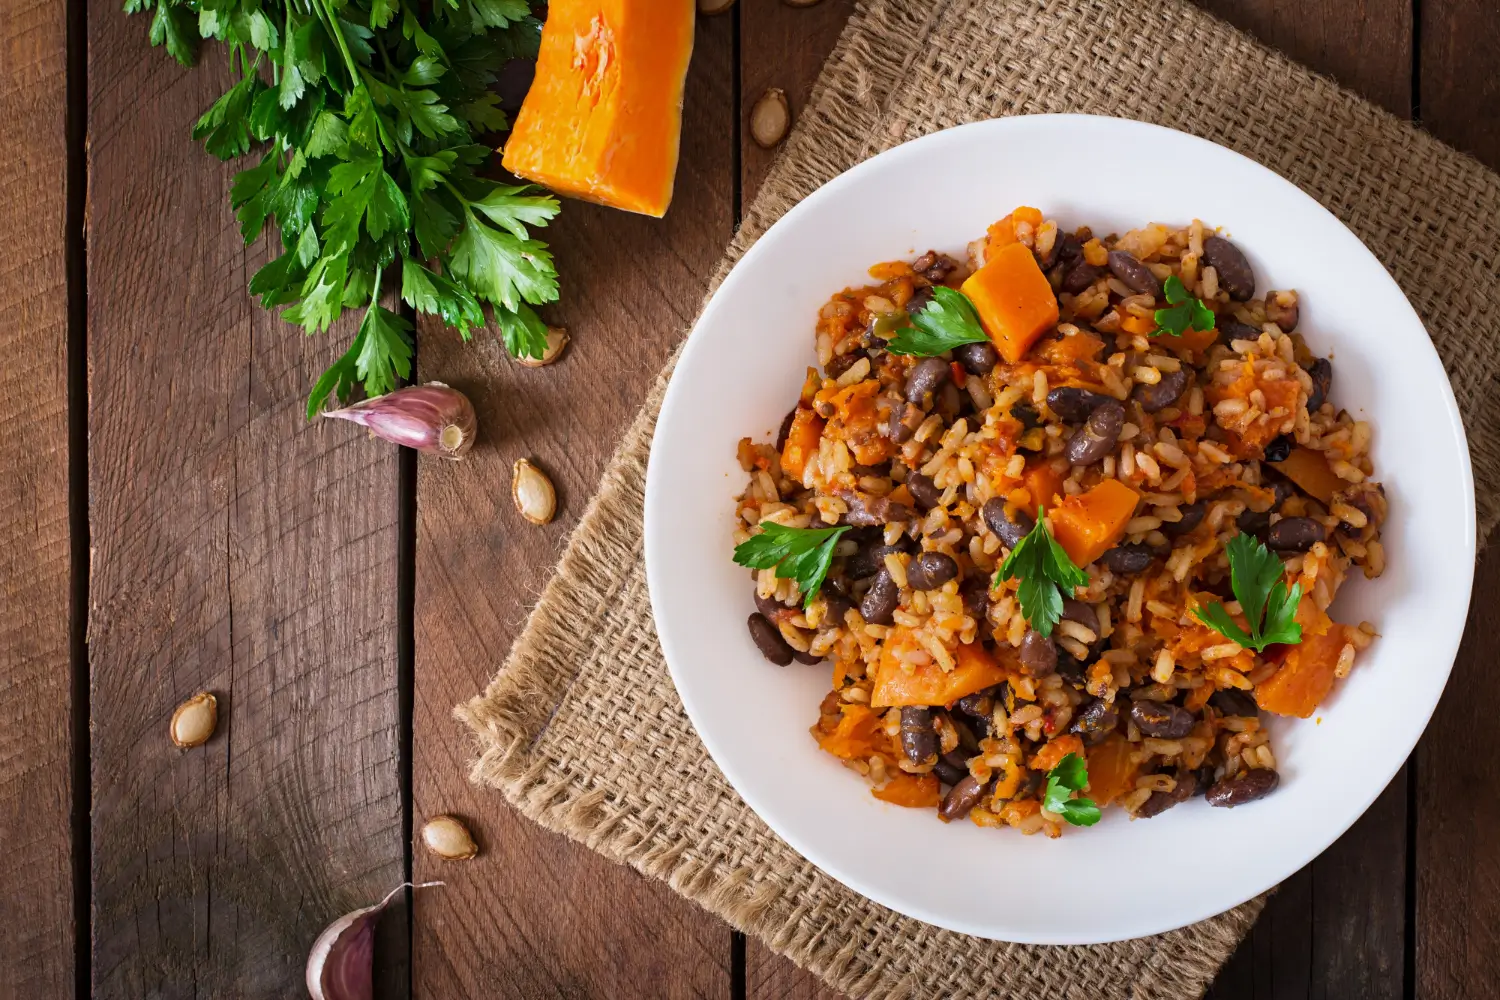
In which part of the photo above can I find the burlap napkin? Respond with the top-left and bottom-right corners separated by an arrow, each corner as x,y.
457,0 -> 1500,995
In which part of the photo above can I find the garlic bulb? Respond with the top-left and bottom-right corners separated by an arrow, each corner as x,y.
306,882 -> 443,1000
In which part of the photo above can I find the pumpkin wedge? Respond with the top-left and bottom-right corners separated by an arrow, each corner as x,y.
502,0 -> 695,217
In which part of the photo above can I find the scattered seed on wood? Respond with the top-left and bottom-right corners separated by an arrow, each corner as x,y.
170,692 -> 218,748
512,459 -> 557,525
516,326 -> 570,368
697,0 -> 735,12
750,89 -> 791,148
422,815 -> 479,860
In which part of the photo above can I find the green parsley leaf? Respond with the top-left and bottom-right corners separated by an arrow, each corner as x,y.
885,286 -> 991,357
995,507 -> 1089,638
732,522 -> 851,609
495,302 -> 550,359
401,258 -> 483,339
449,208 -> 559,310
1192,532 -> 1304,652
1042,752 -> 1101,827
1153,275 -> 1216,338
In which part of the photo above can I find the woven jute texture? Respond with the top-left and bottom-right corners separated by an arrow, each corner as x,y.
458,0 -> 1500,996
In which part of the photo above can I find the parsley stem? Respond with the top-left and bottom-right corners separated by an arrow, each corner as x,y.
310,0 -> 364,89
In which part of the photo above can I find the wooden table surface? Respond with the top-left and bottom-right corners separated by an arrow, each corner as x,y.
5,0 -> 1499,996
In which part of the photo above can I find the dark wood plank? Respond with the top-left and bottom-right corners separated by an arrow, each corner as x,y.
1195,0 -> 1413,118
1414,8 -> 1500,989
410,13 -> 737,999
1416,552 -> 1500,998
739,0 -> 855,208
0,0 -> 75,991
87,14 -> 407,997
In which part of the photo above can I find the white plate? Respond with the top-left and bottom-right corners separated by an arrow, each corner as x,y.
644,114 -> 1475,943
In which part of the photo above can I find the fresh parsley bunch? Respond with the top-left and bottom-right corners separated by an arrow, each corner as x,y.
733,522 -> 850,609
1194,532 -> 1303,651
995,507 -> 1089,638
886,287 -> 991,357
127,0 -> 560,416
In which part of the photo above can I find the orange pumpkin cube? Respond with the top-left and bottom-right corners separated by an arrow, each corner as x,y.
779,408 -> 823,482
871,632 -> 1009,708
960,242 -> 1060,364
872,773 -> 941,808
501,0 -> 696,217
1256,627 -> 1350,718
1048,479 -> 1141,567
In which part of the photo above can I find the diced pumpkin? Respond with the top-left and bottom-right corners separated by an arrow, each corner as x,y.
779,408 -> 823,482
1157,324 -> 1220,353
1273,445 -> 1345,505
1084,735 -> 1137,806
1256,626 -> 1350,718
873,773 -> 941,808
1033,327 -> 1105,366
1021,460 -> 1065,517
960,242 -> 1060,364
984,206 -> 1044,260
1030,734 -> 1084,774
1048,479 -> 1141,567
814,703 -> 882,760
500,0 -> 696,217
1119,313 -> 1157,337
872,632 -> 1009,708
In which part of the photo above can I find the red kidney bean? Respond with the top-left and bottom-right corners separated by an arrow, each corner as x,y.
1130,700 -> 1195,739
1065,399 -> 1125,465
1264,434 -> 1294,463
1061,259 -> 1103,294
846,538 -> 908,579
1203,235 -> 1256,301
1070,697 -> 1118,745
954,341 -> 998,376
960,577 -> 991,621
1010,402 -> 1042,430
840,490 -> 914,527
981,499 -> 1033,549
1060,599 -> 1098,633
1107,250 -> 1163,297
1206,768 -> 1280,807
1210,688 -> 1260,717
1046,386 -> 1114,422
1161,501 -> 1207,538
1267,516 -> 1326,552
747,613 -> 793,666
860,568 -> 899,625
936,381 -> 963,422
938,774 -> 990,821
934,751 -> 970,786
1306,358 -> 1332,412
1264,291 -> 1299,332
1056,651 -> 1087,687
1217,316 -> 1261,347
904,285 -> 934,316
887,400 -> 924,443
1019,629 -> 1058,676
905,472 -> 941,511
904,358 -> 950,404
1136,770 -> 1199,818
1132,368 -> 1190,413
754,589 -> 787,622
1102,543 -> 1156,575
907,551 -> 959,591
899,707 -> 939,766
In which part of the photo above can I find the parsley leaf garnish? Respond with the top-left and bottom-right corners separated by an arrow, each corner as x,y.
885,287 -> 992,357
1043,752 -> 1100,827
125,0 -> 560,415
733,522 -> 851,609
1153,275 -> 1216,338
1192,532 -> 1304,652
995,507 -> 1089,638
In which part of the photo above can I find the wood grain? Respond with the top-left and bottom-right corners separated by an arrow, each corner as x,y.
409,14 -> 737,1000
739,0 -> 855,209
86,13 -> 406,997
0,0 -> 76,991
1414,8 -> 1500,979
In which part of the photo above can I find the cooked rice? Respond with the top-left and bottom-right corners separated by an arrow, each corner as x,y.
735,212 -> 1384,833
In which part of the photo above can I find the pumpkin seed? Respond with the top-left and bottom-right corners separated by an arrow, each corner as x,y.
421,815 -> 479,860
750,89 -> 791,148
515,326 -> 569,368
512,458 -> 557,525
170,692 -> 218,749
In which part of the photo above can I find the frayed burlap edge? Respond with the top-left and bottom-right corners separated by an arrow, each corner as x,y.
458,0 -> 1500,995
